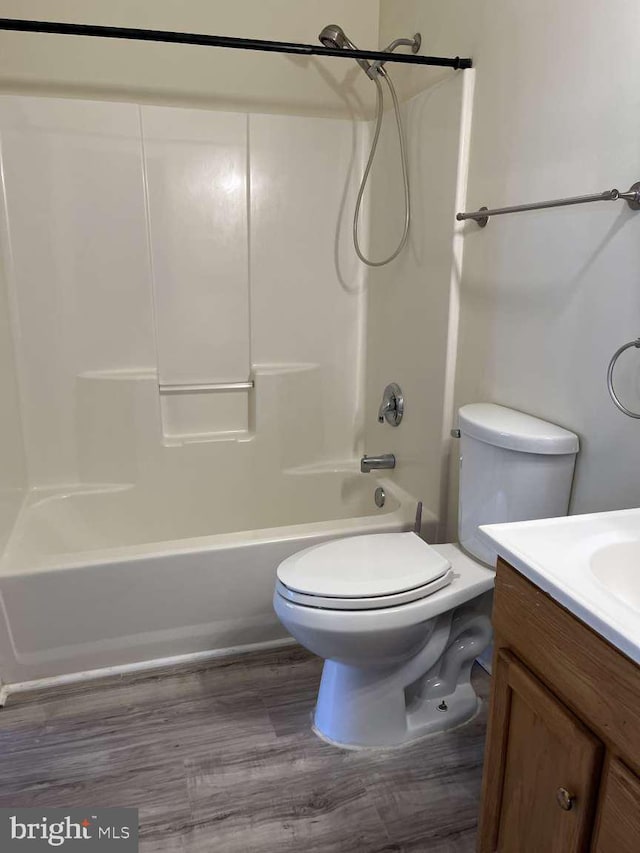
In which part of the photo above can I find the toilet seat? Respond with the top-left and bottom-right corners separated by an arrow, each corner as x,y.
276,569 -> 454,610
275,543 -> 495,633
275,532 -> 454,611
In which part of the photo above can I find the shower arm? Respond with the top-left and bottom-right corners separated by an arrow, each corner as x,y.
368,34 -> 422,78
384,37 -> 419,52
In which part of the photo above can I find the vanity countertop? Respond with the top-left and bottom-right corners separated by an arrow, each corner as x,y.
480,507 -> 640,666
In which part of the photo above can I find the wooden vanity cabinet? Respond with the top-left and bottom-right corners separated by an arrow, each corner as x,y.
477,559 -> 640,853
591,759 -> 640,852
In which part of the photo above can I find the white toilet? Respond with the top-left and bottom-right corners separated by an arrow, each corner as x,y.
273,404 -> 579,748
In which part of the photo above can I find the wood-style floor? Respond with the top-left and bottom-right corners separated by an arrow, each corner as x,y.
0,646 -> 490,852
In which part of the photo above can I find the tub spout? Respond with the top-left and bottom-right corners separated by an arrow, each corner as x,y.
361,454 -> 396,473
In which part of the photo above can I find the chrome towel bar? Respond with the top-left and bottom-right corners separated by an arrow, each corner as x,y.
457,181 -> 640,227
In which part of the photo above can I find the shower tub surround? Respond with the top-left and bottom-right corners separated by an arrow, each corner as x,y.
0,93 -> 375,690
0,362 -> 423,690
0,82 -> 461,692
0,356 -> 423,691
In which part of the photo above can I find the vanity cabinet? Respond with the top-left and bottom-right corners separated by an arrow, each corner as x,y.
477,559 -> 640,853
591,759 -> 640,852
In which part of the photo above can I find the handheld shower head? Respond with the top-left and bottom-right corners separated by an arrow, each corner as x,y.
317,23 -> 418,266
318,24 -> 371,76
318,24 -> 350,51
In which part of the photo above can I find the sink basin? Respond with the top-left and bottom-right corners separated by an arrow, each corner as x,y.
479,507 -> 640,665
591,542 -> 640,613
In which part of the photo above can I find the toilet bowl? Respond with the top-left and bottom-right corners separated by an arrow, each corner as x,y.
273,403 -> 579,748
274,538 -> 494,747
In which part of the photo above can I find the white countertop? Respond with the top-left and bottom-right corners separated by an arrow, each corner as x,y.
480,507 -> 640,666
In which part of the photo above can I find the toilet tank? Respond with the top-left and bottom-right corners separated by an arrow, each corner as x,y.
457,404 -> 579,567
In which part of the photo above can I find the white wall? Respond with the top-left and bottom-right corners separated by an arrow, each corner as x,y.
0,0 -> 379,118
380,0 -> 640,534
379,0 -> 480,101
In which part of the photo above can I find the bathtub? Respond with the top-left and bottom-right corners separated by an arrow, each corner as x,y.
0,472 -> 427,689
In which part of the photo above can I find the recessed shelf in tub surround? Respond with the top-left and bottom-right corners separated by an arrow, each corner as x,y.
76,364 -> 342,486
159,377 -> 255,440
76,369 -> 255,453
160,389 -> 251,442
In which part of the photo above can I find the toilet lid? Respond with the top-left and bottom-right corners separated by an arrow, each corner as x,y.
276,532 -> 451,599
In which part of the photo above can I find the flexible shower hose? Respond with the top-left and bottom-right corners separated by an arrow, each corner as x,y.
353,69 -> 410,267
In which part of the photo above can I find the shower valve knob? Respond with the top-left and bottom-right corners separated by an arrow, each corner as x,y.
378,383 -> 404,427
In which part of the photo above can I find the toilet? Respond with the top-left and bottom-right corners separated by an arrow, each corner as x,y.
273,404 -> 579,748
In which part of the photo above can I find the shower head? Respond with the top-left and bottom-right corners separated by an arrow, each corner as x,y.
318,24 -> 372,76
318,24 -> 351,51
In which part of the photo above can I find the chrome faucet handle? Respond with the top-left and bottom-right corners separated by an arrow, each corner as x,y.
377,399 -> 395,422
378,383 -> 404,427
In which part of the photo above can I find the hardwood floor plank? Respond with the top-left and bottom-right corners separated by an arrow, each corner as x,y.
0,691 -> 274,787
400,829 -> 477,852
185,755 -> 390,853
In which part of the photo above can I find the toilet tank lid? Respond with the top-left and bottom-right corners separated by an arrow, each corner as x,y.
458,404 -> 579,455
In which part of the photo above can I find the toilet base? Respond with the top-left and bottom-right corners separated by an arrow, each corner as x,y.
313,679 -> 480,749
313,663 -> 482,748
313,603 -> 492,748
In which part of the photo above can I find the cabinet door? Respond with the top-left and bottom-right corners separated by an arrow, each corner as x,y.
591,759 -> 640,852
478,649 -> 603,853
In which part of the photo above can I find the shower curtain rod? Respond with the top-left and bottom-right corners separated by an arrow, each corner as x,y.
0,18 -> 472,70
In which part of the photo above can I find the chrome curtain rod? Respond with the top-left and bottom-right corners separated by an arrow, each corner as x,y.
0,18 -> 472,70
457,182 -> 640,227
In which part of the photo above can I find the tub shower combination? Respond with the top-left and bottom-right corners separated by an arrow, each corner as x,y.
0,18 -> 467,696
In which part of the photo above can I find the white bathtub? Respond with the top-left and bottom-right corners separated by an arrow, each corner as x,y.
0,472 -> 426,688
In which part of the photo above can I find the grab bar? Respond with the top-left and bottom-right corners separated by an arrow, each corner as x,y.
159,381 -> 254,394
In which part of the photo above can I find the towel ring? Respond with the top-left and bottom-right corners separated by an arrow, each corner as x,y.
607,338 -> 640,418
